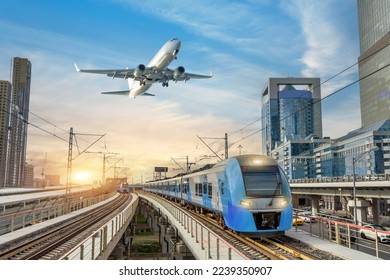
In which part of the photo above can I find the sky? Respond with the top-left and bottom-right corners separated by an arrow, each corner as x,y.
0,0 -> 360,184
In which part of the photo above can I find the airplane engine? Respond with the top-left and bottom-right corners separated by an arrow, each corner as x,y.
173,66 -> 185,79
134,64 -> 146,77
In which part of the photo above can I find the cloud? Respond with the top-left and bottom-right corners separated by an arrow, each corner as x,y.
118,0 -> 303,61
282,0 -> 359,94
1,1 -> 361,183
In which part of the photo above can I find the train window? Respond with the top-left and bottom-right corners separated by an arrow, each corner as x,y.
243,166 -> 282,197
195,183 -> 202,196
208,183 -> 212,198
183,181 -> 189,193
203,183 -> 207,194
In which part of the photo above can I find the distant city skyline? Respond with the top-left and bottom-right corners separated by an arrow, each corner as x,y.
0,1 -> 361,184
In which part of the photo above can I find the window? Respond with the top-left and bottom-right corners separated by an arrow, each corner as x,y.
242,166 -> 282,197
208,183 -> 212,198
195,183 -> 202,196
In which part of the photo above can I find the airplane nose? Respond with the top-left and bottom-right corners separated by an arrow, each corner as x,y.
173,39 -> 181,48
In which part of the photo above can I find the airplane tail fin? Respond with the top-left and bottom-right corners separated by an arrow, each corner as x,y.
101,90 -> 130,96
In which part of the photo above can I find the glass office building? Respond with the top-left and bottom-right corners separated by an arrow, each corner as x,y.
261,77 -> 322,156
262,2 -> 390,180
5,57 -> 32,187
0,81 -> 12,188
274,120 -> 390,180
357,0 -> 390,127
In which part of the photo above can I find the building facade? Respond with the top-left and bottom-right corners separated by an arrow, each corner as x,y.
261,77 -> 322,156
357,0 -> 390,127
0,81 -> 12,188
6,57 -> 32,187
24,163 -> 34,187
274,120 -> 390,180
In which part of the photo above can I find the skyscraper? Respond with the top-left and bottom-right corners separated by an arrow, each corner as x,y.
6,57 -> 32,187
357,0 -> 390,127
261,77 -> 322,155
0,81 -> 12,188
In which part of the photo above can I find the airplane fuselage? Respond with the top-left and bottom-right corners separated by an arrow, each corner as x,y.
129,38 -> 181,98
75,38 -> 211,98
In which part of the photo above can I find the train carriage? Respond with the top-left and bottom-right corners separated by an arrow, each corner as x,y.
144,154 -> 293,237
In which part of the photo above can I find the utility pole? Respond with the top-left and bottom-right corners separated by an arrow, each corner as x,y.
66,129 -> 106,194
225,133 -> 228,159
66,128 -> 73,197
41,152 -> 47,187
171,156 -> 195,173
197,133 -> 229,160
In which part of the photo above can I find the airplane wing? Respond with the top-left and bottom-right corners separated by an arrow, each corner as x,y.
183,72 -> 213,79
164,68 -> 213,82
74,63 -> 138,79
101,90 -> 155,97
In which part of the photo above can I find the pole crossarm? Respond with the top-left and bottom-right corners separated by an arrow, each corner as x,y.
197,135 -> 223,161
171,157 -> 187,173
72,133 -> 107,160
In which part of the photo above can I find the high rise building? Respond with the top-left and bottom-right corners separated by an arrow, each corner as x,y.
357,0 -> 390,127
24,163 -> 34,187
0,81 -> 12,188
6,57 -> 32,187
261,77 -> 322,155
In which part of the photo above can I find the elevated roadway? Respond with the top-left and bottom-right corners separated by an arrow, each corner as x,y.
290,178 -> 390,226
290,180 -> 390,198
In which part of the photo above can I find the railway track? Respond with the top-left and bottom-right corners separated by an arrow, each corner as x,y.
145,193 -> 322,260
190,211 -> 320,260
0,193 -> 131,260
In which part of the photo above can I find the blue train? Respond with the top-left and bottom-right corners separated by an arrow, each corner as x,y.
143,154 -> 293,237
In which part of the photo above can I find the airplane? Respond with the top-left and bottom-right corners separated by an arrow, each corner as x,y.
74,38 -> 212,98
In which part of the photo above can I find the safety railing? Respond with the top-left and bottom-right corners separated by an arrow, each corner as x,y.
294,213 -> 390,259
62,195 -> 139,260
140,192 -> 248,260
0,193 -> 115,235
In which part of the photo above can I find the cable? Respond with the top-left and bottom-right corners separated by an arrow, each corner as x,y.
208,62 -> 390,158
0,94 -> 105,155
226,41 -> 389,141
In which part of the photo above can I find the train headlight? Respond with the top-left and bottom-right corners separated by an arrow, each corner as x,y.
240,199 -> 252,208
276,198 -> 288,208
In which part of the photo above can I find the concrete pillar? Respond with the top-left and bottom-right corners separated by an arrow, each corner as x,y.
309,195 -> 321,214
347,198 -> 371,225
371,198 -> 380,224
161,225 -> 175,256
291,194 -> 299,209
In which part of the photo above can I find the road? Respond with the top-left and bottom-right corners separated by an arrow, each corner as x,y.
295,221 -> 390,260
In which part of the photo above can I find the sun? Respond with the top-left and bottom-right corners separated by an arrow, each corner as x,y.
73,171 -> 92,184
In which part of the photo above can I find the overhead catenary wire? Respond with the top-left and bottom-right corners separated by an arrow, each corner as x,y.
0,94 -> 108,159
208,62 -> 390,158
227,42 -> 389,141
195,43 -> 390,161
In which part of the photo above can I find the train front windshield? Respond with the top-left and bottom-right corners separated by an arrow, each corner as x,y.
242,166 -> 287,197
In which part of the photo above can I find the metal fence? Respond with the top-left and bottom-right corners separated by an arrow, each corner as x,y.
62,195 -> 139,260
140,192 -> 248,260
294,213 -> 390,259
